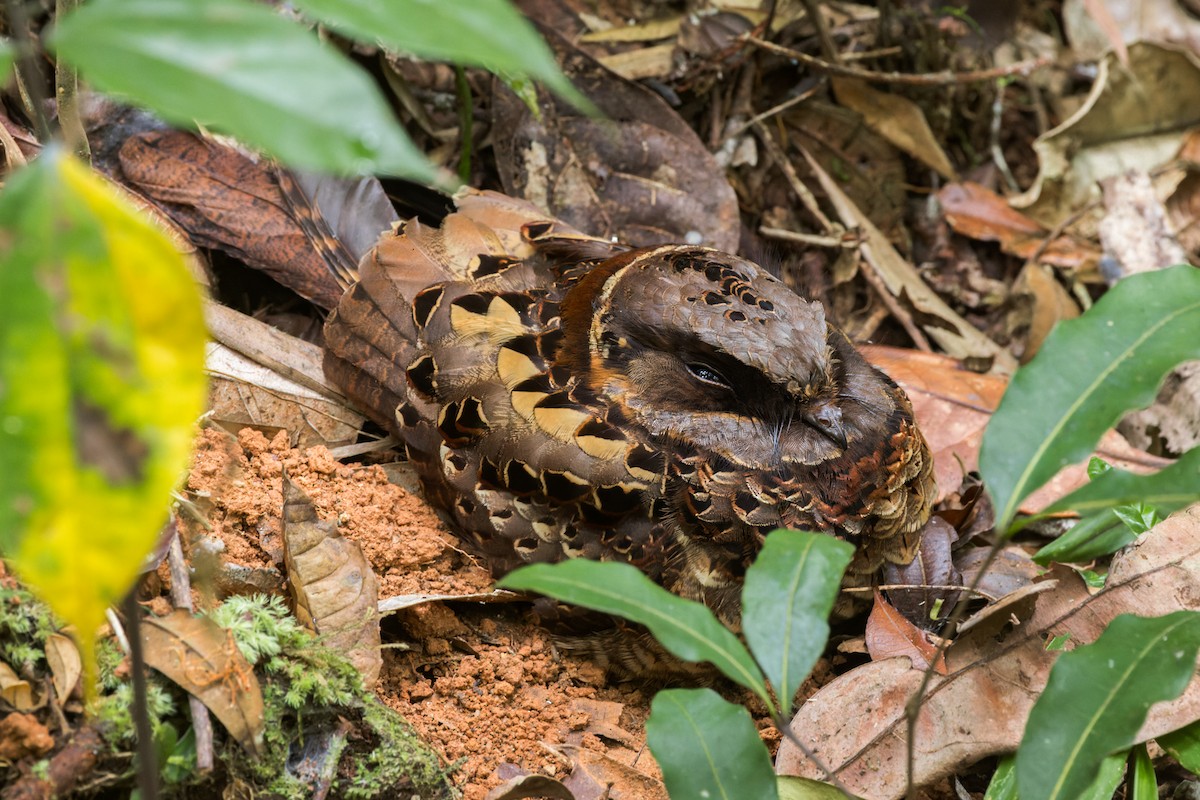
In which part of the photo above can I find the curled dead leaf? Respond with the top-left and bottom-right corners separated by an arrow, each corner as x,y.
141,609 -> 265,756
45,632 -> 82,704
777,504 -> 1200,799
282,473 -> 382,689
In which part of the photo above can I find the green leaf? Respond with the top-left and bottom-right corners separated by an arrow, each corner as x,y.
980,265 -> 1200,532
777,775 -> 862,799
290,0 -> 591,112
1127,743 -> 1157,800
0,39 -> 13,82
646,688 -> 778,800
1033,509 -> 1136,565
742,530 -> 853,717
984,755 -> 1017,800
0,149 -> 208,693
498,560 -> 769,704
1016,611 -> 1200,800
49,0 -> 439,181
1157,719 -> 1200,773
1045,447 -> 1200,521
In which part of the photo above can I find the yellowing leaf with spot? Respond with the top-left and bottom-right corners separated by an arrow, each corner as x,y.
0,149 -> 208,694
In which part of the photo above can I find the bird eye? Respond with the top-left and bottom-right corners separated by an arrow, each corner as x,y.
686,362 -> 731,388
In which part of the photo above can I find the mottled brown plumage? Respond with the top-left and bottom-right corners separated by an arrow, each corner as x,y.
323,189 -> 935,628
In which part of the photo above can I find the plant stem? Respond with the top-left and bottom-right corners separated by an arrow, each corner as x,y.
123,588 -> 159,800
54,0 -> 89,161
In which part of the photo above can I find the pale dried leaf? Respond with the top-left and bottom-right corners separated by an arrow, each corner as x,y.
865,592 -> 946,674
0,661 -> 37,711
282,474 -> 382,689
141,609 -> 265,756
45,632 -> 82,704
805,152 -> 1017,371
777,504 -> 1200,799
832,78 -> 955,180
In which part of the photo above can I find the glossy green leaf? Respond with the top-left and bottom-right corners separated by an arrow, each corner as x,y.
646,688 -> 778,800
291,0 -> 590,112
742,530 -> 853,716
0,39 -> 13,82
1157,719 -> 1200,773
49,0 -> 439,181
980,265 -> 1200,532
0,149 -> 208,692
984,755 -> 1017,800
1079,753 -> 1128,800
1127,743 -> 1157,800
777,776 -> 862,799
498,560 -> 768,703
1045,447 -> 1200,520
1017,612 -> 1200,800
1033,509 -> 1136,565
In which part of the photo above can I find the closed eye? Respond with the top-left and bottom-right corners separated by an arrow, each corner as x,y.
686,362 -> 731,389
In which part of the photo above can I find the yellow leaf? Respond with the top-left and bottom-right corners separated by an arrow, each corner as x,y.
0,148 -> 208,696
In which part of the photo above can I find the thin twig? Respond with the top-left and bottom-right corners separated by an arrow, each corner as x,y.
857,260 -> 933,352
746,35 -> 1051,86
167,524 -> 214,772
753,120 -> 835,233
774,712 -> 857,799
122,590 -> 159,800
55,0 -> 89,161
6,0 -> 53,141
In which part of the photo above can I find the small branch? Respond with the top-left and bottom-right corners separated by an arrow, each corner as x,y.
167,523 -> 214,772
774,712 -> 857,799
55,0 -> 89,161
122,590 -> 159,800
745,35 -> 1050,86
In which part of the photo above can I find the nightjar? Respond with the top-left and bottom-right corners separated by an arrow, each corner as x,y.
323,189 -> 935,628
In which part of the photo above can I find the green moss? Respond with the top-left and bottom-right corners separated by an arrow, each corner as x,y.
209,595 -> 456,799
0,582 -> 56,673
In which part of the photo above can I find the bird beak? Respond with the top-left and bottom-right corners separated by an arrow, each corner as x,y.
805,403 -> 848,449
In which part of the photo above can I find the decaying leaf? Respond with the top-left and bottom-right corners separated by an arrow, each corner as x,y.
492,26 -> 739,251
863,346 -> 1171,509
805,152 -> 1017,372
831,78 -> 955,181
0,661 -> 38,711
1010,43 -> 1200,228
864,591 -> 946,674
937,182 -> 1100,274
118,129 -> 350,310
45,632 -> 82,704
141,609 -> 265,756
282,473 -> 382,689
776,504 -> 1200,799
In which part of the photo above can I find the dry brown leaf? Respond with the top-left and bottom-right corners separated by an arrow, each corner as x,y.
0,661 -> 38,711
45,632 -> 82,704
141,609 -> 265,756
804,152 -> 1017,372
937,182 -> 1100,273
117,130 -> 347,309
777,504 -> 1200,799
865,591 -> 946,674
862,346 -> 1170,510
282,474 -> 383,689
484,773 -> 576,800
1012,262 -> 1080,362
567,698 -> 636,746
492,27 -> 739,251
562,746 -> 668,800
832,78 -> 956,181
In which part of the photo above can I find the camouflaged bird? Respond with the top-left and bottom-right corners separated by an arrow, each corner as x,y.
323,189 -> 935,627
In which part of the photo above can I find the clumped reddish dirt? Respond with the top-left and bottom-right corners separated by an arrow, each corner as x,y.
182,426 -> 673,798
